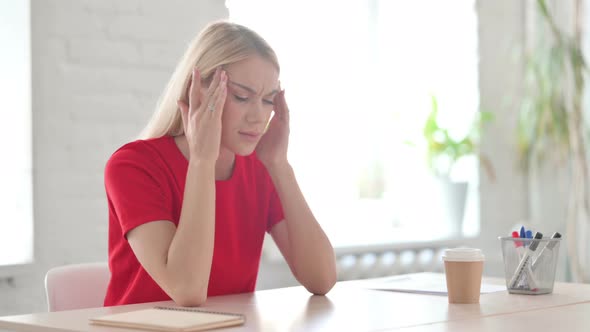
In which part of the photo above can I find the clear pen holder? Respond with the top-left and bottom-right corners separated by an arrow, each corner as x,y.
499,236 -> 561,295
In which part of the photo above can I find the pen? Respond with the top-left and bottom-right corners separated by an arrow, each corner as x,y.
509,232 -> 543,290
511,231 -> 527,288
512,231 -> 522,248
531,232 -> 562,271
524,229 -> 533,248
520,226 -> 528,247
511,231 -> 525,264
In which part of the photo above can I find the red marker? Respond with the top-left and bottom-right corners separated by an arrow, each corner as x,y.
512,231 -> 522,247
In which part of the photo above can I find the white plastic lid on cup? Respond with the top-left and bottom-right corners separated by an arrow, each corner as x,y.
442,248 -> 485,262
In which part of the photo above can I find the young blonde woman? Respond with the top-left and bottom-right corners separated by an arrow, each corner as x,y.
103,21 -> 337,307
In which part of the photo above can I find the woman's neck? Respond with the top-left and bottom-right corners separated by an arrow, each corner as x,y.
215,148 -> 236,180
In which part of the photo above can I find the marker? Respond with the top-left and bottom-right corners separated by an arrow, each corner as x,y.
512,231 -> 522,248
524,229 -> 533,248
510,231 -> 526,288
509,232 -> 543,290
531,232 -> 562,271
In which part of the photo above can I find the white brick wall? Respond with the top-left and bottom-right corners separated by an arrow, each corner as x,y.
0,0 -> 227,315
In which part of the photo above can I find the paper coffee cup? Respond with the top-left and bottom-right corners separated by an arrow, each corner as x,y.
443,248 -> 485,304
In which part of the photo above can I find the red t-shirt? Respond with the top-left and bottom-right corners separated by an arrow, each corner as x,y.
103,136 -> 284,306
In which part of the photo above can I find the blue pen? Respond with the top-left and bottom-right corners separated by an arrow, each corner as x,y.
520,226 -> 525,239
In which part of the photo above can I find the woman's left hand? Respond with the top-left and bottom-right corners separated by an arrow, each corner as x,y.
256,89 -> 290,170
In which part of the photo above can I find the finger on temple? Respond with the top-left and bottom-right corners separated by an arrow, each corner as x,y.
200,68 -> 219,112
209,71 -> 226,114
279,90 -> 289,120
213,75 -> 227,118
206,67 -> 222,101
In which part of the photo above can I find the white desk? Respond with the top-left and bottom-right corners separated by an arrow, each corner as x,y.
399,302 -> 590,332
1,274 -> 589,331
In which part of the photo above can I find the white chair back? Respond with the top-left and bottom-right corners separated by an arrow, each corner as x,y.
44,262 -> 110,312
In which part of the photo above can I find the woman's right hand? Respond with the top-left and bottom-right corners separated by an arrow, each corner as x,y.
177,68 -> 227,164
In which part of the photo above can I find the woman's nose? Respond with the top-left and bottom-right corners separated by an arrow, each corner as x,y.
245,102 -> 268,123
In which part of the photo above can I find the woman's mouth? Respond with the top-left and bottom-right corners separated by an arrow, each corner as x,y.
239,131 -> 261,141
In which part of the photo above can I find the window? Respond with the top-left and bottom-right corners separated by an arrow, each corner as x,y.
228,0 -> 479,247
0,0 -> 33,265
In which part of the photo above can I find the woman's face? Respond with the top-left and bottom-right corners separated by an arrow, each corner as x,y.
219,55 -> 279,156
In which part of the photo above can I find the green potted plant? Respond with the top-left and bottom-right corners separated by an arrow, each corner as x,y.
420,95 -> 494,236
423,96 -> 494,180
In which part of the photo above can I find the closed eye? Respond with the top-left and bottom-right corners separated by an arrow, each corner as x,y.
234,94 -> 274,106
234,95 -> 248,102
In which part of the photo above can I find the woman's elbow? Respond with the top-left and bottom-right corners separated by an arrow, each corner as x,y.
174,295 -> 207,307
170,286 -> 208,307
306,270 -> 337,295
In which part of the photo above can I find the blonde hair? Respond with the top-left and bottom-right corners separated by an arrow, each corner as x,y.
140,21 -> 280,139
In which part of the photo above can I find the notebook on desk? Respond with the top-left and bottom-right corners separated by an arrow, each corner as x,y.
89,306 -> 246,332
358,272 -> 506,295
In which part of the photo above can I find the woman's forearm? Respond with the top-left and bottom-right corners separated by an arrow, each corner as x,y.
268,163 -> 337,294
166,160 -> 216,305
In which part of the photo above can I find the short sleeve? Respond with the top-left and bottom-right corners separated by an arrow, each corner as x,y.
266,177 -> 285,233
105,143 -> 175,237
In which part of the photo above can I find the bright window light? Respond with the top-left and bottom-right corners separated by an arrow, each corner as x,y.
0,0 -> 33,266
228,0 -> 479,247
